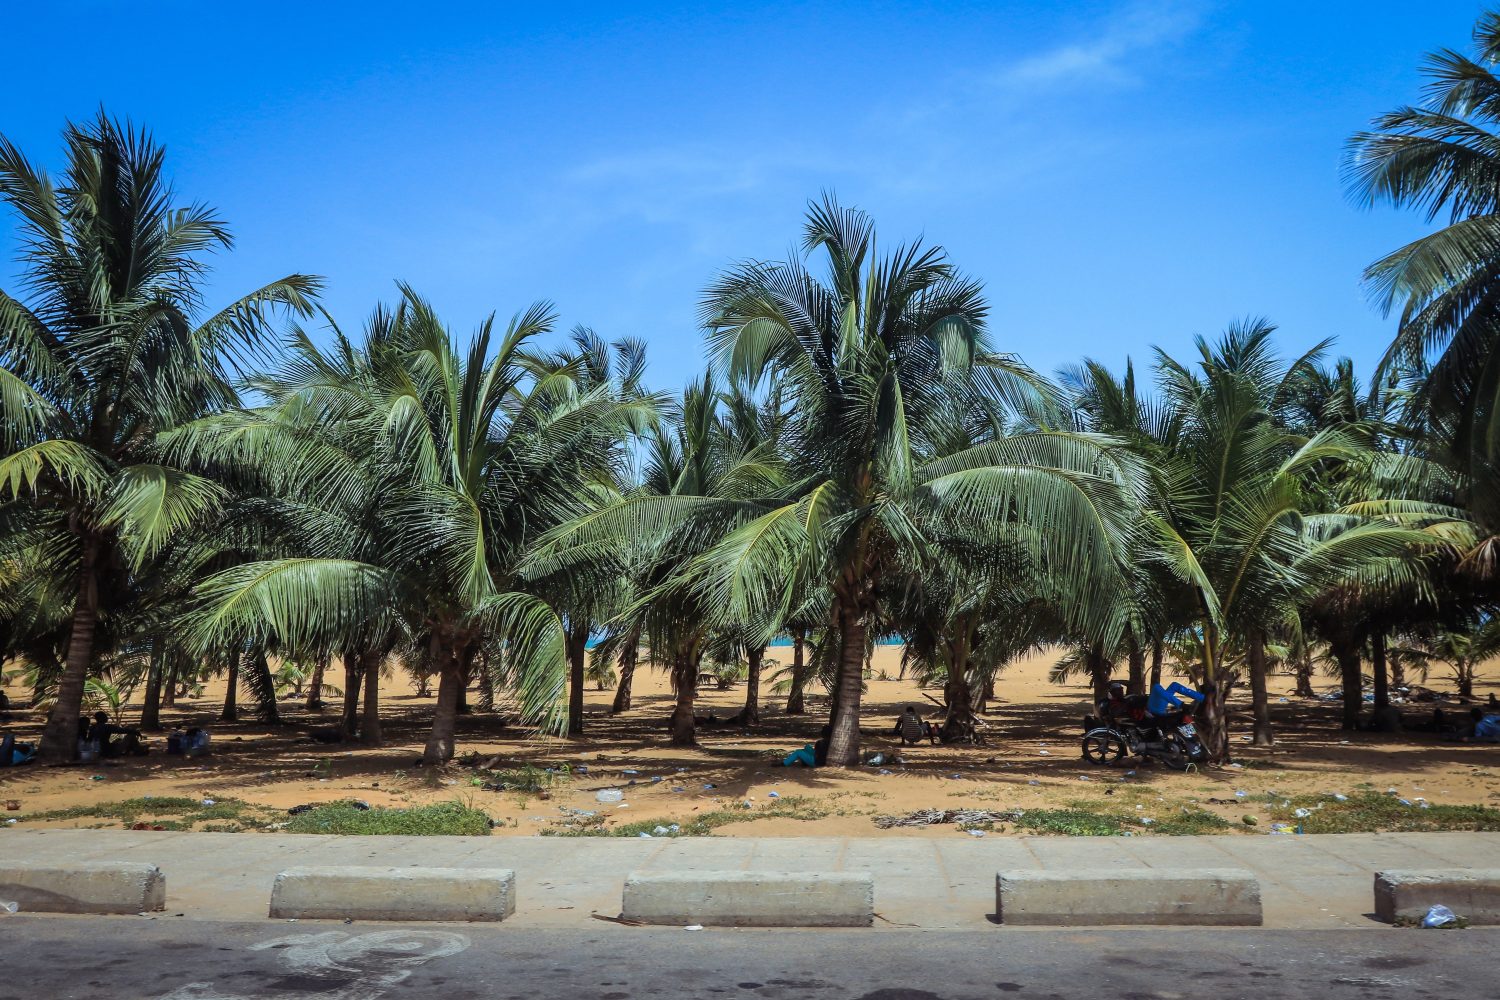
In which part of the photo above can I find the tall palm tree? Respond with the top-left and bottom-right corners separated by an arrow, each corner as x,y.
1347,10 -> 1500,532
0,113 -> 319,760
1151,323 -> 1433,751
692,196 -> 1142,765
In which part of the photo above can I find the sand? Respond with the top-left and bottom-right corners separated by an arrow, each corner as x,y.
2,647 -> 1498,837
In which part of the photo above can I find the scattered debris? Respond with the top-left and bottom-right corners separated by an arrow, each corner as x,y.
873,809 -> 1009,829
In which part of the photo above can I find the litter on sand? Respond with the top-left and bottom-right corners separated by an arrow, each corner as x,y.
874,809 -> 1009,829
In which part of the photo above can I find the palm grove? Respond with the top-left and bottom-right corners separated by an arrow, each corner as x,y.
7,13 -> 1500,768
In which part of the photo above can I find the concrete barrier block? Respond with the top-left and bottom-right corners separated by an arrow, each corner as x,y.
269,866 -> 516,922
623,870 -> 873,927
996,869 -> 1262,926
1375,869 -> 1500,924
0,861 -> 165,914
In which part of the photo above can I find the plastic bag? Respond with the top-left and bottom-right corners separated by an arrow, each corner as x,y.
595,789 -> 624,803
1421,904 -> 1458,928
0,901 -> 17,914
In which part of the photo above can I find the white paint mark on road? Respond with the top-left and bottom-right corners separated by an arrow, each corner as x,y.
158,929 -> 470,1000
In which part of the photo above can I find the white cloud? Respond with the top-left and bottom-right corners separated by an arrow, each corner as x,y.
993,1 -> 1205,91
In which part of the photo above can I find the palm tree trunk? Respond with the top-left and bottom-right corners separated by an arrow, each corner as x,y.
1457,660 -> 1476,700
161,652 -> 178,709
1149,639 -> 1164,691
475,649 -> 494,712
220,646 -> 241,723
826,603 -> 868,767
140,639 -> 165,731
566,621 -> 588,736
305,654 -> 327,710
941,675 -> 976,742
249,648 -> 281,725
611,627 -> 639,714
340,651 -> 363,738
668,650 -> 700,746
38,538 -> 101,762
1333,638 -> 1363,730
977,673 -> 997,714
424,649 -> 462,764
1249,628 -> 1273,747
1199,622 -> 1231,763
941,630 -> 975,742
1127,639 -> 1146,696
1371,630 -> 1389,711
786,629 -> 808,714
739,645 -> 763,725
1294,653 -> 1315,697
1087,644 -> 1111,705
361,649 -> 384,746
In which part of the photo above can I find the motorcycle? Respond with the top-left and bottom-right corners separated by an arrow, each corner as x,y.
1080,708 -> 1208,770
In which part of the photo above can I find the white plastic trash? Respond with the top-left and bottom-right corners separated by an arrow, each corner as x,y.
596,789 -> 625,803
1422,904 -> 1458,928
0,901 -> 17,914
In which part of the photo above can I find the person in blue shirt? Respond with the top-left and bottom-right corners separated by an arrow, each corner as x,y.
1147,682 -> 1204,717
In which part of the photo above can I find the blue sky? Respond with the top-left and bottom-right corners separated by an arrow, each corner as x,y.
0,1 -> 1486,390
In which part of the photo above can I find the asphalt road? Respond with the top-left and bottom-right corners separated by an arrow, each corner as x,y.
0,917 -> 1492,1000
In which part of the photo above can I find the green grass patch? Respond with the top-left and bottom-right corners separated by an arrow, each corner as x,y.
474,763 -> 570,793
22,796 -> 267,830
1149,808 -> 1233,836
1008,808 -> 1128,836
282,801 -> 491,836
1268,792 -> 1500,834
542,796 -> 829,837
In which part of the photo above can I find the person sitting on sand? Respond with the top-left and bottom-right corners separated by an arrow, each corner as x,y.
92,711 -> 145,758
782,725 -> 832,767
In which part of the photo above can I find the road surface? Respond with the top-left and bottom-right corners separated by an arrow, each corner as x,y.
0,918 -> 1490,1000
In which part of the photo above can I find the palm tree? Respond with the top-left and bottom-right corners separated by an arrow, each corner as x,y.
692,196 -> 1142,765
1150,323 -> 1435,750
0,113 -> 319,761
1347,10 -> 1500,533
188,288 -> 643,761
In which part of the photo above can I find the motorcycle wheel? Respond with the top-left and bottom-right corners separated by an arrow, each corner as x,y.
1161,735 -> 1196,770
1081,729 -> 1128,766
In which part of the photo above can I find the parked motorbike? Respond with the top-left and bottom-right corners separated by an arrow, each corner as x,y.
1080,709 -> 1207,770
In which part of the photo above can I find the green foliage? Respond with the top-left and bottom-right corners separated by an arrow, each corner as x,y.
1268,792 -> 1500,834
1006,809 -> 1128,836
485,763 -> 569,792
282,801 -> 492,836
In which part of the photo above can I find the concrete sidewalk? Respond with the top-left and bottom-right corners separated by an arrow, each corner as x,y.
1,829 -> 1495,928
